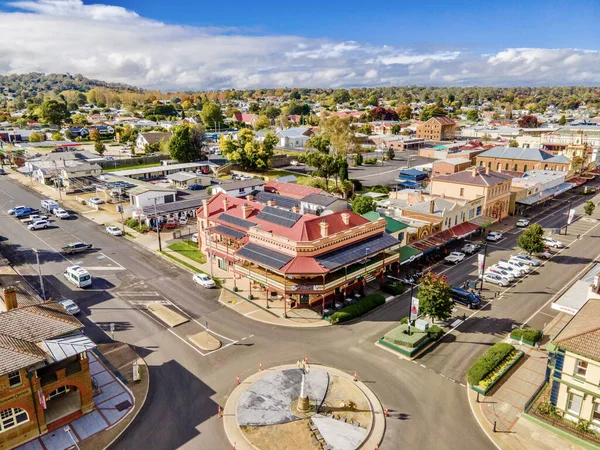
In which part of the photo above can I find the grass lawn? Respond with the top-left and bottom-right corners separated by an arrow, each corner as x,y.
102,162 -> 162,172
167,240 -> 207,264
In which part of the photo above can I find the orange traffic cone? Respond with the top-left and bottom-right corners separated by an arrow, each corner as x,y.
259,362 -> 263,371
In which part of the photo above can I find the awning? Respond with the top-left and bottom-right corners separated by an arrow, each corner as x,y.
42,333 -> 97,363
567,177 -> 587,186
449,222 -> 480,239
517,182 -> 576,206
315,233 -> 400,270
213,225 -> 246,240
410,229 -> 456,253
469,216 -> 498,227
397,246 -> 422,265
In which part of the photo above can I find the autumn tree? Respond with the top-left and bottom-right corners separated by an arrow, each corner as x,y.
368,107 -> 399,121
254,115 -> 271,130
319,116 -> 359,155
396,104 -> 412,121
517,115 -> 539,128
219,128 -> 277,170
584,200 -> 595,217
89,128 -> 100,141
199,102 -> 224,130
466,109 -> 479,121
420,105 -> 447,121
94,140 -> 106,155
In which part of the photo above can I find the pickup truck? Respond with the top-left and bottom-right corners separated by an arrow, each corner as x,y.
62,242 -> 93,255
445,252 -> 466,264
22,214 -> 48,224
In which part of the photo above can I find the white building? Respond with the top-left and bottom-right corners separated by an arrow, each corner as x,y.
212,179 -> 265,198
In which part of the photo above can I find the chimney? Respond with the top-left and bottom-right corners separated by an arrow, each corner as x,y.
223,197 -> 229,212
498,166 -> 502,173
292,205 -> 300,214
202,199 -> 209,219
3,286 -> 17,311
242,203 -> 253,220
429,199 -> 435,214
320,219 -> 329,238
471,167 -> 477,177
267,199 -> 276,207
485,166 -> 490,175
246,194 -> 254,202
341,212 -> 350,226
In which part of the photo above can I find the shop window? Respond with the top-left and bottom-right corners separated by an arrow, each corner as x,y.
0,408 -> 29,433
575,359 -> 588,378
567,392 -> 583,415
8,371 -> 21,388
593,403 -> 600,423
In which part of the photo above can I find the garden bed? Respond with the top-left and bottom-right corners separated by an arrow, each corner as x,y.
471,349 -> 524,395
329,294 -> 385,323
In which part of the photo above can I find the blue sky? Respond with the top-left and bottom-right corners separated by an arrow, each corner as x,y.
1,0 -> 599,90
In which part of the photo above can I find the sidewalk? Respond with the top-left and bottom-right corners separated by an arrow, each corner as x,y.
468,313 -> 583,450
16,343 -> 148,450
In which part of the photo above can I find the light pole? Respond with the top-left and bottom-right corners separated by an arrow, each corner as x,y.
33,249 -> 46,301
296,359 -> 311,412
478,241 -> 488,295
565,200 -> 573,235
152,198 -> 162,252
407,282 -> 415,336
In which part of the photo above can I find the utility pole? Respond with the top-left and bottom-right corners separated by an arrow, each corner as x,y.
565,200 -> 573,235
478,241 -> 488,294
33,249 -> 46,301
152,198 -> 162,251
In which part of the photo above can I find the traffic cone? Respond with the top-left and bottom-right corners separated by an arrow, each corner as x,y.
375,444 -> 379,450
218,405 -> 222,418
385,405 -> 389,417
236,375 -> 240,385
353,371 -> 358,382
259,362 -> 263,371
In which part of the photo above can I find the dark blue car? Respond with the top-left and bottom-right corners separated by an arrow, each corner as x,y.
450,286 -> 481,309
188,184 -> 205,191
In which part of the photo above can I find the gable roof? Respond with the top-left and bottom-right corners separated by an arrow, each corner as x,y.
301,193 -> 340,207
140,132 -> 172,144
430,117 -> 456,126
432,167 -> 513,187
276,127 -> 312,138
554,299 -> 600,361
478,147 -> 570,163
217,179 -> 265,191
62,163 -> 102,173
264,180 -> 323,199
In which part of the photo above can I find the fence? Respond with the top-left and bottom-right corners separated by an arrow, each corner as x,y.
98,154 -> 170,169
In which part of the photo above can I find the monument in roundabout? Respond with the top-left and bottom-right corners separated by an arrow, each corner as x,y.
223,359 -> 385,450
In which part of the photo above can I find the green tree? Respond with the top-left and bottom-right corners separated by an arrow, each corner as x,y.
391,124 -> 402,135
89,128 -> 100,142
298,151 -> 341,189
64,129 -> 73,140
466,109 -> 479,121
28,132 -> 44,143
75,92 -> 87,106
181,100 -> 193,110
51,132 -> 62,141
508,140 -> 519,147
517,223 -> 545,254
358,124 -> 372,135
40,99 -> 70,126
254,114 -> 271,130
420,105 -> 447,121
219,128 -> 277,170
386,148 -> 395,160
584,200 -> 595,217
351,195 -> 376,215
417,272 -> 453,322
330,89 -> 350,105
354,152 -> 363,166
70,113 -> 88,125
145,142 -> 161,154
199,102 -> 224,129
94,140 -> 106,155
338,160 -> 349,182
558,115 -> 567,126
306,134 -> 330,153
319,116 -> 359,155
169,123 -> 201,163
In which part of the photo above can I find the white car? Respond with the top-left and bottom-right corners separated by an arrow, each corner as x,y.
486,265 -> 515,281
486,231 -> 503,242
511,254 -> 541,266
27,220 -> 49,230
461,243 -> 481,254
445,252 -> 466,264
497,260 -> 527,277
27,214 -> 48,222
55,209 -> 70,219
179,216 -> 189,225
503,258 -> 532,274
193,273 -> 216,288
543,236 -> 564,248
191,233 -> 198,243
495,262 -> 524,278
106,226 -> 122,236
482,273 -> 509,287
59,299 -> 80,315
537,250 -> 553,259
516,218 -> 530,228
7,205 -> 27,215
89,197 -> 104,205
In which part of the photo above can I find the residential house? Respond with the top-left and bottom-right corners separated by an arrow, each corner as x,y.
135,132 -> 172,151
264,180 -> 324,199
89,125 -> 114,136
0,286 -> 95,450
61,127 -> 89,138
165,172 -> 210,189
196,193 -> 400,309
60,164 -> 102,190
104,162 -> 215,181
233,113 -> 258,126
128,185 -> 177,209
429,166 -> 513,221
212,179 -> 265,198
476,147 -> 570,174
300,193 -> 349,215
416,117 -> 457,141
276,127 -> 314,148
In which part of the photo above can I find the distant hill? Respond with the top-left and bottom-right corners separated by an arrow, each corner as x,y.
0,72 -> 143,97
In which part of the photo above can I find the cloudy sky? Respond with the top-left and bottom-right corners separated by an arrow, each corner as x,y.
1,0 -> 599,91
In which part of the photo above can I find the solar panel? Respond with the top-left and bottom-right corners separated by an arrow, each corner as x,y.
214,225 -> 246,240
255,206 -> 301,228
254,192 -> 299,210
315,233 -> 400,270
219,213 -> 256,230
236,243 -> 294,270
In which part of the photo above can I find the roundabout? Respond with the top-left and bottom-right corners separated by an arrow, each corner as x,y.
223,362 -> 385,450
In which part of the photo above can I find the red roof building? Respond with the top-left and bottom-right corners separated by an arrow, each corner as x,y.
197,193 -> 401,310
233,113 -> 258,125
264,180 -> 324,199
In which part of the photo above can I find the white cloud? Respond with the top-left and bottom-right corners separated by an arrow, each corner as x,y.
2,0 -> 600,90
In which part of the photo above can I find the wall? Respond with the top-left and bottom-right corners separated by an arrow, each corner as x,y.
476,156 -> 569,173
97,154 -> 170,169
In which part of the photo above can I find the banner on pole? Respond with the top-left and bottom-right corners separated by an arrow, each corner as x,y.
410,297 -> 419,321
568,208 -> 576,225
477,254 -> 485,277
38,390 -> 47,410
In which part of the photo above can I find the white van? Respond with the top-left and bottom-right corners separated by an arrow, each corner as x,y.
63,266 -> 92,288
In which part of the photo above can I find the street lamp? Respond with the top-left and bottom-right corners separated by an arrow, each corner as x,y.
151,197 -> 162,252
296,359 -> 311,413
32,249 -> 46,301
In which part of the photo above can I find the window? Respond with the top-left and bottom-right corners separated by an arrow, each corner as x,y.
460,188 -> 464,197
49,385 -> 71,399
575,360 -> 588,377
523,165 -> 528,172
594,403 -> 600,423
567,392 -> 583,415
476,206 -> 482,215
469,209 -> 474,219
505,163 -> 509,170
0,408 -> 29,433
7,371 -> 21,388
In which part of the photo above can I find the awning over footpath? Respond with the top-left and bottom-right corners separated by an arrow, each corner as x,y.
448,222 -> 480,238
410,229 -> 456,253
397,246 -> 422,265
469,216 -> 498,227
517,182 -> 576,206
567,177 -> 588,186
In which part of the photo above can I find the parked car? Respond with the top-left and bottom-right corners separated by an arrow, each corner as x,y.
165,218 -> 177,229
486,266 -> 514,281
89,197 -> 104,205
511,253 -> 541,266
515,218 -> 530,228
7,205 -> 27,215
193,273 -> 216,288
191,233 -> 198,243
179,216 -> 189,225
502,258 -> 532,274
62,242 -> 93,255
14,208 -> 39,218
543,236 -> 564,248
106,226 -> 122,236
188,184 -> 205,191
27,220 -> 49,230
495,262 -> 524,278
481,273 -> 509,287
450,286 -> 481,309
445,252 -> 466,264
486,231 -> 503,242
23,214 -> 48,223
537,250 -> 553,259
55,209 -> 71,219
59,299 -> 80,315
461,243 -> 481,254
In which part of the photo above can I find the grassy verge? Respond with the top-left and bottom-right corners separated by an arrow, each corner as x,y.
102,162 -> 162,172
159,251 -> 222,285
167,240 -> 207,264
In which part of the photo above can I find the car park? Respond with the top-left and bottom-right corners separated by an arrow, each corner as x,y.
106,226 -> 122,236
445,252 -> 466,264
55,209 -> 71,219
481,273 -> 509,287
511,253 -> 541,266
494,262 -> 523,278
486,231 -> 503,242
486,265 -> 515,281
193,273 -> 216,288
62,242 -> 93,255
89,197 -> 104,205
516,218 -> 530,227
27,220 -> 49,230
450,286 -> 481,309
543,236 -> 564,248
59,299 -> 80,315
14,208 -> 39,218
461,243 -> 481,254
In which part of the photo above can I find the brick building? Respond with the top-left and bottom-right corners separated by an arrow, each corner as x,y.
476,147 -> 570,174
416,117 -> 457,141
431,158 -> 472,176
0,288 -> 95,450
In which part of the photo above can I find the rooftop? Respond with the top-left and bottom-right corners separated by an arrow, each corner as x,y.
554,298 -> 600,362
264,180 -> 323,199
301,193 -> 341,207
432,166 -> 513,187
478,147 -> 570,163
217,179 -> 266,191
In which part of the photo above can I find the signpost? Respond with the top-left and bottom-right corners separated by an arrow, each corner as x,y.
109,322 -> 115,340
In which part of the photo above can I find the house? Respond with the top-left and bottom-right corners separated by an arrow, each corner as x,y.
135,132 -> 173,151
264,180 -> 323,199
61,127 -> 89,138
476,147 -> 570,174
300,193 -> 349,215
429,166 -> 513,221
60,164 -> 102,190
165,172 -> 210,189
416,117 -> 457,141
233,113 -> 258,126
128,185 -> 177,209
362,211 -> 408,243
0,286 -> 95,449
385,138 -> 424,151
432,158 -> 472,176
276,127 -> 314,148
196,193 -> 400,309
212,179 -> 265,198
548,297 -> 600,432
89,125 -> 114,135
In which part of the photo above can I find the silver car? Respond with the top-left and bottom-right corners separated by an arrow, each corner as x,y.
487,265 -> 515,281
482,273 -> 509,287
511,254 -> 541,266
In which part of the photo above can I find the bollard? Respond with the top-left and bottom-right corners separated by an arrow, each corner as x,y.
385,405 -> 389,417
218,405 -> 222,418
259,362 -> 263,371
476,392 -> 480,403
493,421 -> 497,432
463,313 -> 466,321
354,371 -> 358,382
236,375 -> 240,385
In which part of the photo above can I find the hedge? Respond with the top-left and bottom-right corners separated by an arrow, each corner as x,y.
381,281 -> 405,296
511,328 -> 542,343
384,324 -> 428,348
427,325 -> 444,341
400,316 -> 409,325
467,342 -> 516,386
330,294 -> 385,323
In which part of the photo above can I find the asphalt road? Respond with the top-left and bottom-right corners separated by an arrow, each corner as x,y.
2,176 -> 599,450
